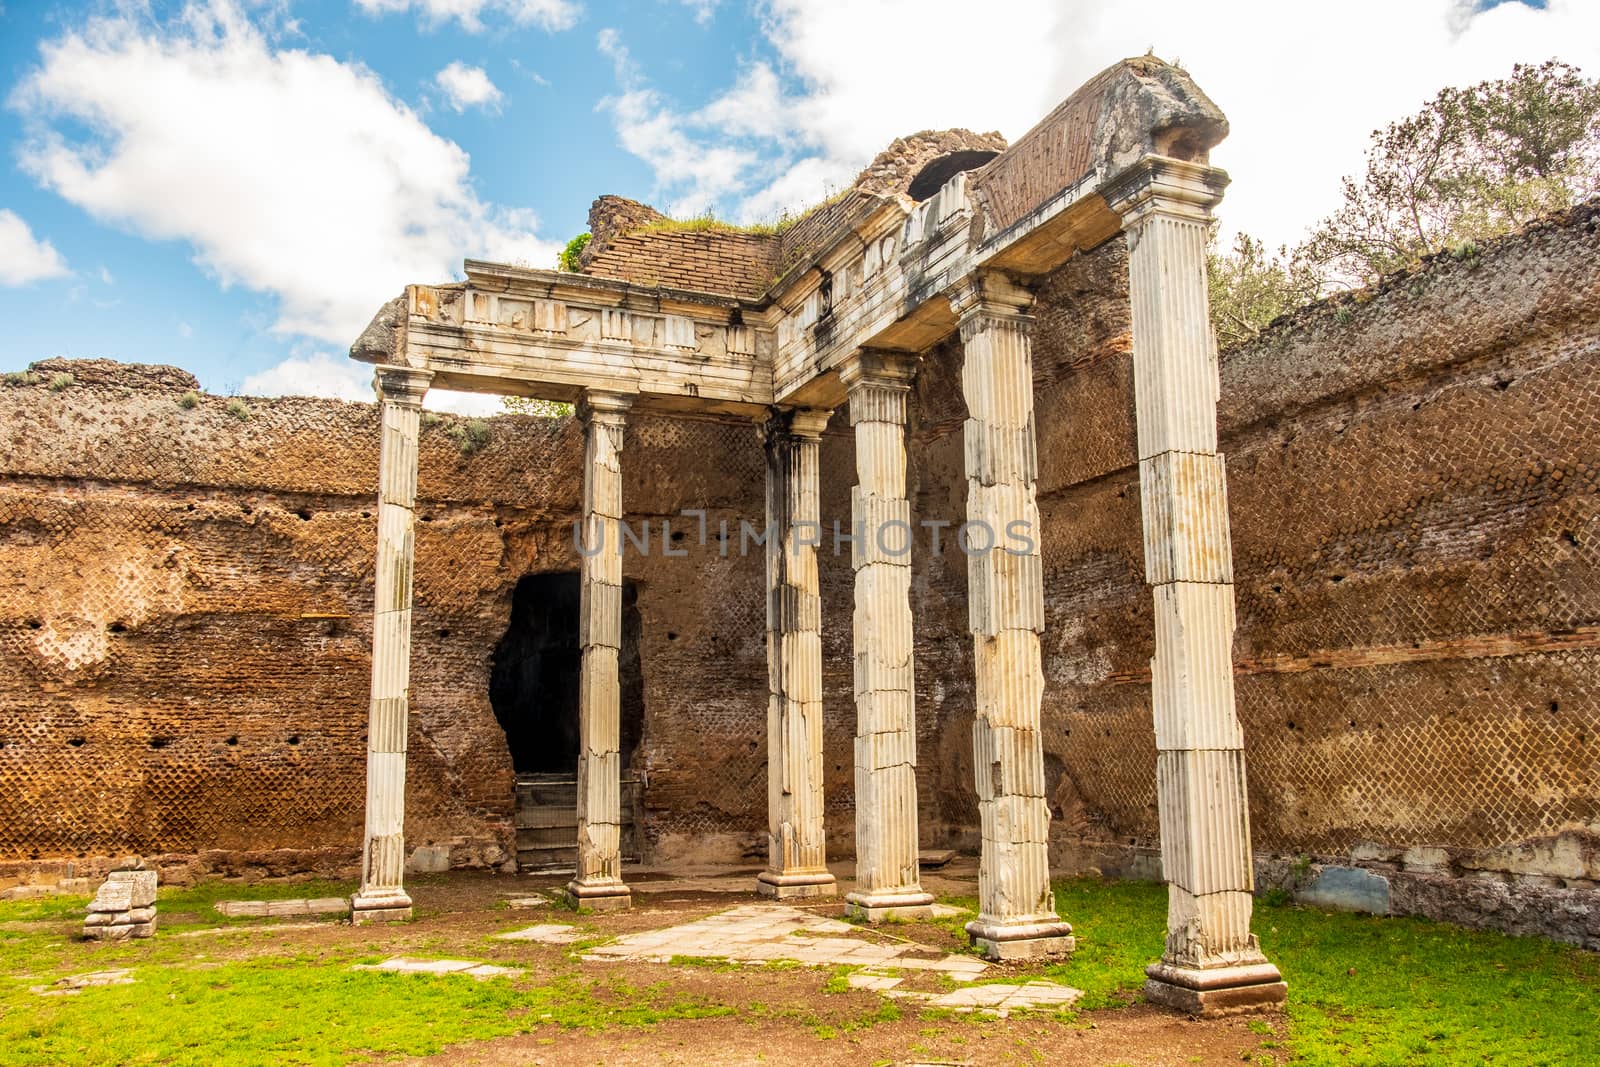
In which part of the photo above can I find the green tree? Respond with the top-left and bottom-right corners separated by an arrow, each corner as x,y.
1206,232 -> 1322,349
1302,60 -> 1600,285
501,395 -> 574,417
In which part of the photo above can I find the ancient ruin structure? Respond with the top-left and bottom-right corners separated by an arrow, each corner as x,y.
4,55 -> 1598,1011
83,869 -> 157,941
348,57 -> 1282,1007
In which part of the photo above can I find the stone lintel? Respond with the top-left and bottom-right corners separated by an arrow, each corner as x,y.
1143,960 -> 1286,1017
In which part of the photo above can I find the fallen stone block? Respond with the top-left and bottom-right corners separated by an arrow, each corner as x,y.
108,870 -> 158,909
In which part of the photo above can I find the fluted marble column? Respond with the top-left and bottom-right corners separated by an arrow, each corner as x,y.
840,352 -> 934,922
352,365 -> 433,924
758,408 -> 837,900
950,275 -> 1075,961
565,390 -> 635,912
1108,157 -> 1285,1014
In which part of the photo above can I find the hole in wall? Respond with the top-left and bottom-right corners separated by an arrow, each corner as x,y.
437,628 -> 451,639
108,621 -> 127,634
286,735 -> 300,746
1561,530 -> 1578,547
906,149 -> 1000,201
149,737 -> 171,749
25,619 -> 42,630
296,508 -> 313,521
667,632 -> 678,641
225,736 -> 238,746
489,572 -> 644,775
67,738 -> 85,748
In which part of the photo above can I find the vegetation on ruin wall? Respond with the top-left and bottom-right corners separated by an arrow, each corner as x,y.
0,877 -> 1595,1065
1210,59 -> 1600,348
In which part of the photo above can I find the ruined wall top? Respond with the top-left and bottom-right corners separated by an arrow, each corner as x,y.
24,358 -> 200,393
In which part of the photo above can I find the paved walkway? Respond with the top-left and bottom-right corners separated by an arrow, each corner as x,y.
582,904 -> 1081,1015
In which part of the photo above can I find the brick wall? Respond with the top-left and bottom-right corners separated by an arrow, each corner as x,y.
902,202 -> 1600,944
3,202 -> 1595,944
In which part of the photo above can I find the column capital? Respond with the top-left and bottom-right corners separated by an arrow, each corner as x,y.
948,271 -> 1035,325
373,365 -> 433,407
950,273 -> 1034,347
1104,156 -> 1230,229
837,349 -> 916,393
763,407 -> 833,441
578,389 -> 635,425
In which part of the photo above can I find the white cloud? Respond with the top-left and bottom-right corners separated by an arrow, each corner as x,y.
435,61 -> 503,112
424,389 -> 505,416
354,0 -> 580,34
678,0 -> 719,25
0,209 -> 70,285
240,348 -> 505,413
97,265 -> 114,285
241,349 -> 372,401
177,321 -> 194,338
596,29 -> 760,216
599,0 -> 1599,247
12,0 -> 558,344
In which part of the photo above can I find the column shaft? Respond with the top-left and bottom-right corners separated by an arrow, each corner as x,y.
565,390 -> 634,912
758,409 -> 837,899
352,365 -> 432,924
840,353 -> 934,922
1111,158 -> 1285,1014
952,276 -> 1074,961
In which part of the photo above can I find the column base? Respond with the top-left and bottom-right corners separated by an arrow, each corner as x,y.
757,870 -> 837,900
965,917 -> 1076,961
1143,961 -> 1287,1017
563,878 -> 632,913
844,888 -> 935,923
350,889 -> 413,925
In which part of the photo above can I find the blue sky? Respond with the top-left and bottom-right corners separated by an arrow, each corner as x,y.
0,0 -> 1591,410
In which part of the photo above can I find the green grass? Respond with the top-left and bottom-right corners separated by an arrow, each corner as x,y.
0,957 -> 733,1065
1035,877 -> 1600,1063
2,876 -> 1595,1064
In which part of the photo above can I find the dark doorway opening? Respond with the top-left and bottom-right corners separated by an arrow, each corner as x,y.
490,572 -> 645,869
489,572 -> 645,772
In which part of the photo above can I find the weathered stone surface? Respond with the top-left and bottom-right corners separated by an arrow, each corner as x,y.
566,392 -> 634,912
840,354 -> 933,922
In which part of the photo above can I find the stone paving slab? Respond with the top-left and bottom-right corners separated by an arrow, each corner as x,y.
503,895 -> 550,909
888,980 -> 1082,1016
355,957 -> 521,980
494,923 -> 582,944
583,904 -> 988,976
215,897 -> 349,918
30,969 -> 135,996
